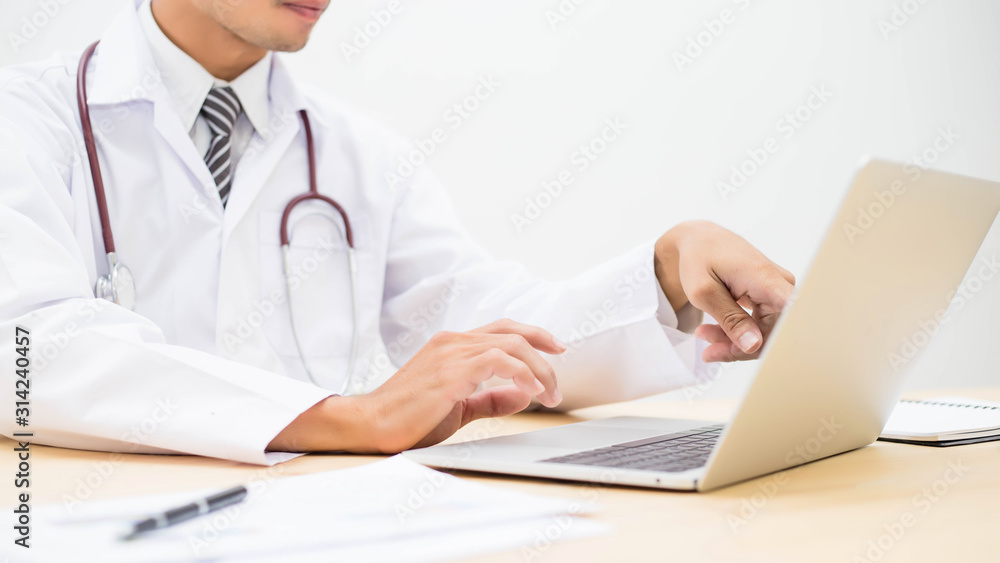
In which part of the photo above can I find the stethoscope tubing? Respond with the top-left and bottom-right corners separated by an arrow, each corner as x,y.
76,40 -> 359,393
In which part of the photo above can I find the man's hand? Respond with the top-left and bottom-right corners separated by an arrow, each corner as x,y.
268,319 -> 565,454
654,221 -> 795,363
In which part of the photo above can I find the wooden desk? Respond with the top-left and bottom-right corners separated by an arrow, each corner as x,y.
3,389 -> 999,562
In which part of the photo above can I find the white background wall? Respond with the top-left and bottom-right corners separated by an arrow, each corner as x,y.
3,0 -> 999,399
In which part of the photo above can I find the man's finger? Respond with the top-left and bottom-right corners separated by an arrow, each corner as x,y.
702,341 -> 756,363
461,386 -> 533,426
486,334 -> 561,407
473,318 -> 567,355
695,323 -> 730,344
776,265 -> 796,286
698,324 -> 759,362
473,348 -> 538,396
473,346 -> 560,408
750,271 -> 795,313
693,284 -> 762,354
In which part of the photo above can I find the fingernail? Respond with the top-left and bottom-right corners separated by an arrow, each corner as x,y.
553,337 -> 568,351
552,388 -> 563,404
532,379 -> 546,394
738,331 -> 760,353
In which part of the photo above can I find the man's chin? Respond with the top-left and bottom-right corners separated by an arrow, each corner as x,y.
261,35 -> 311,53
242,27 -> 313,53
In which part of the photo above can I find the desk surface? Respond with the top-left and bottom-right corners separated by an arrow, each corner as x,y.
3,389 -> 999,562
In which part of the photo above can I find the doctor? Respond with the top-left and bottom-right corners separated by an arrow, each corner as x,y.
0,0 -> 794,464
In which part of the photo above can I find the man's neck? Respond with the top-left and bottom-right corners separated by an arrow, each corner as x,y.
150,0 -> 267,81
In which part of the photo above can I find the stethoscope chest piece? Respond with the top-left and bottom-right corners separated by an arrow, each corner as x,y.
95,252 -> 136,311
78,40 -> 356,392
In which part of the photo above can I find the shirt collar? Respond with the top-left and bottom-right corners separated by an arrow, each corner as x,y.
86,0 -> 317,132
136,0 -> 272,135
227,52 -> 272,135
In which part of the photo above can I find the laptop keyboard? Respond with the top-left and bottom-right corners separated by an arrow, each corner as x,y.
540,424 -> 724,473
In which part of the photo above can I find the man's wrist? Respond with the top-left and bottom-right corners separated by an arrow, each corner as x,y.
267,395 -> 372,453
654,223 -> 692,312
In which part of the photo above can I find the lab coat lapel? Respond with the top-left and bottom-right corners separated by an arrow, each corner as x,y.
150,97 -> 219,198
87,0 -> 219,202
85,1 -> 318,235
221,56 -> 310,240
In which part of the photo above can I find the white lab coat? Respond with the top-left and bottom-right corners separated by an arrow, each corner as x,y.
0,0 -> 708,465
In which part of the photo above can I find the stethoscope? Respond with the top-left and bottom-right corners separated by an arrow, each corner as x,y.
76,41 -> 359,393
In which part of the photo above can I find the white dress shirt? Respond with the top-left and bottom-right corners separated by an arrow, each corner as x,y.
138,0 -> 272,169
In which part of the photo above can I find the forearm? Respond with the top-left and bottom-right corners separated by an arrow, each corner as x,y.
267,395 -> 378,453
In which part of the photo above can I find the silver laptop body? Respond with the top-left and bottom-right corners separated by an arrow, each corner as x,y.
404,159 -> 1000,491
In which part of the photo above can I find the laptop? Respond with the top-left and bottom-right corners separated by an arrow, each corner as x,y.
404,159 -> 1000,491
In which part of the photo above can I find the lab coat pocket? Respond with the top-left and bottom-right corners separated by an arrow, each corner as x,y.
258,211 -> 356,360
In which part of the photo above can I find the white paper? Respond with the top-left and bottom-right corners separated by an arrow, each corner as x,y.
881,397 -> 1000,439
4,456 -> 606,562
233,517 -> 610,563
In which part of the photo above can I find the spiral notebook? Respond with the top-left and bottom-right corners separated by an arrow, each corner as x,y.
879,397 -> 1000,447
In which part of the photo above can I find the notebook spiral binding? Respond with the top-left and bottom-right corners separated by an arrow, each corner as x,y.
901,399 -> 1000,410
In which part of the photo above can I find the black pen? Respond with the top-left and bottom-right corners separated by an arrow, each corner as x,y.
121,485 -> 248,541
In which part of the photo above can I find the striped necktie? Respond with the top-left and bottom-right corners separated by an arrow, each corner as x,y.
200,86 -> 243,207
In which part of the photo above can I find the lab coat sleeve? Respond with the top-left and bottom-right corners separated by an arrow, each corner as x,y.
380,161 -> 714,411
0,113 -> 330,465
